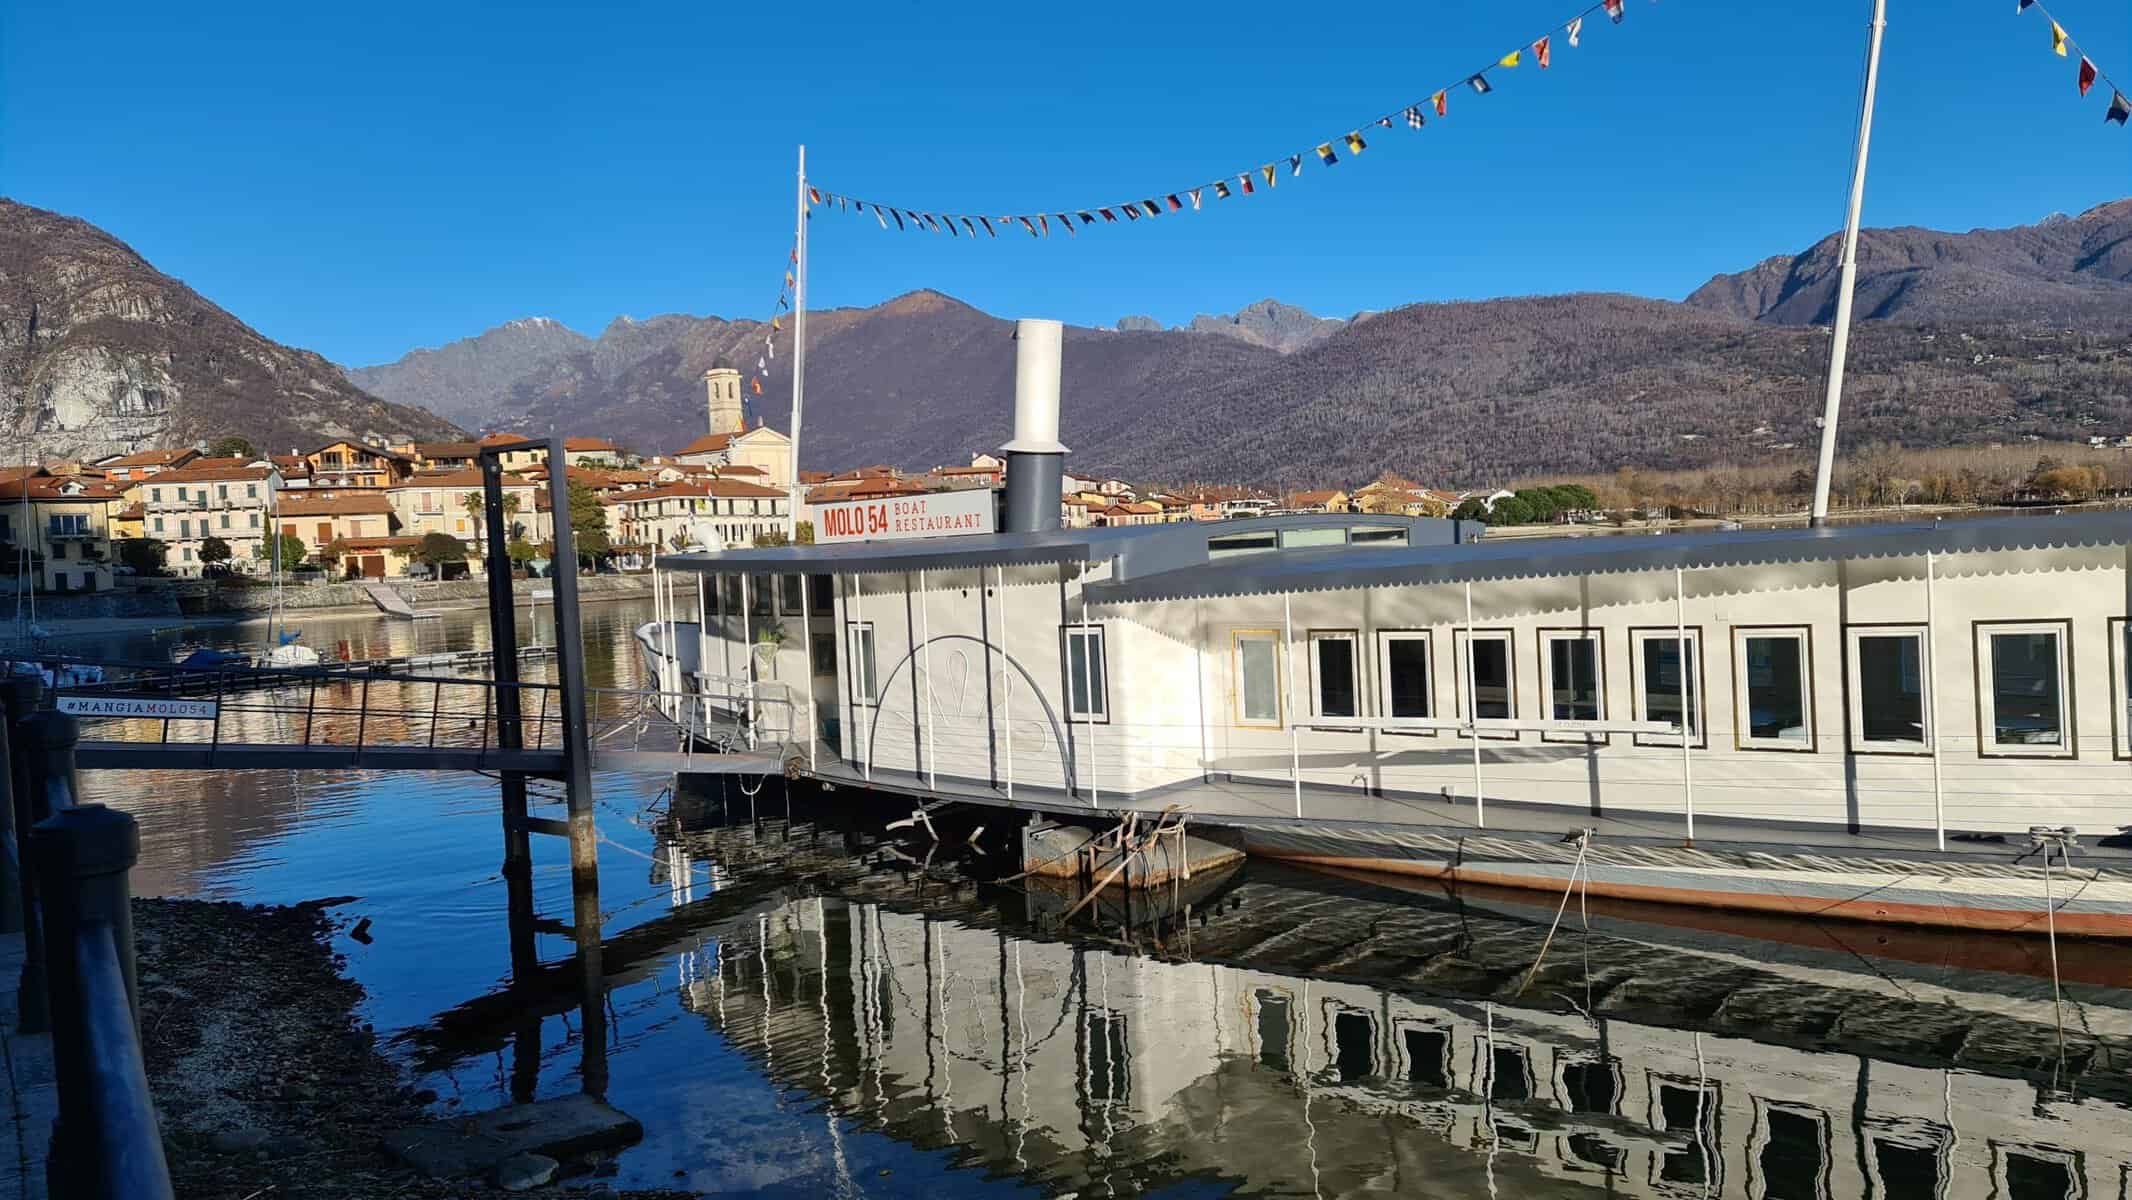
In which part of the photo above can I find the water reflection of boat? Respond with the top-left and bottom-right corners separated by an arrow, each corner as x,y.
631,814 -> 2132,1200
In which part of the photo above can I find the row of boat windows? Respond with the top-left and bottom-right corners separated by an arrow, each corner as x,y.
839,615 -> 2125,756
1239,619 -> 2120,758
1254,991 -> 2083,1200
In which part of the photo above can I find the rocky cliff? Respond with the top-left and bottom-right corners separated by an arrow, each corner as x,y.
0,199 -> 461,462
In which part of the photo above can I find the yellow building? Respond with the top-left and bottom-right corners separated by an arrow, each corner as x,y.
0,472 -> 130,592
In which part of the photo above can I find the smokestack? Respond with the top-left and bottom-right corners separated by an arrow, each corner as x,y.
1001,318 -> 1068,533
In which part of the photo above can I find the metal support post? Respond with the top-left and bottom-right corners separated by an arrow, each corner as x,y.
544,434 -> 607,1097
33,796 -> 170,1200
0,676 -> 25,933
477,449 -> 536,982
5,676 -> 48,1033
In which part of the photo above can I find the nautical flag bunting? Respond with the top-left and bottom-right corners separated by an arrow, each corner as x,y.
814,0 -> 1659,241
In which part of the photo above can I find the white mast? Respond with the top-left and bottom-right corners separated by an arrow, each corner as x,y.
787,144 -> 809,542
1808,0 -> 1888,528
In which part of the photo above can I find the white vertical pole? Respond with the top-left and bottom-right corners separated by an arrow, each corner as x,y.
1285,592 -> 1302,817
741,573 -> 755,748
1676,566 -> 1694,842
1465,581 -> 1484,828
853,575 -> 872,781
996,565 -> 1014,800
799,571 -> 817,769
696,573 -> 709,741
1083,580 -> 1100,809
920,569 -> 936,789
1808,0 -> 1888,527
788,145 -> 808,541
1925,550 -> 1945,850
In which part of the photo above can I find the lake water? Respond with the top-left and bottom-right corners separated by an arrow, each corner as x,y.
77,598 -> 2132,1198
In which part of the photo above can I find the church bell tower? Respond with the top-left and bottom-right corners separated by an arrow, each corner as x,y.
702,358 -> 744,436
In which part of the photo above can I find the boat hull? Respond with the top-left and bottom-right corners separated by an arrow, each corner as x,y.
1241,824 -> 2132,937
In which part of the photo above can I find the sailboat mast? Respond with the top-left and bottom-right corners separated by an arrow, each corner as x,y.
787,144 -> 808,542
1808,0 -> 1888,528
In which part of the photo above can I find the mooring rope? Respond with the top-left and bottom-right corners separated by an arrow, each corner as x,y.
1517,829 -> 1593,998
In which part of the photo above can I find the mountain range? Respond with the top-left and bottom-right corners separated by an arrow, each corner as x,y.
0,199 -> 460,463
345,199 -> 2132,486
8,194 -> 2131,487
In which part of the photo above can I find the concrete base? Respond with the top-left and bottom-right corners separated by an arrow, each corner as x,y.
383,1093 -> 641,1179
1021,820 -> 1243,888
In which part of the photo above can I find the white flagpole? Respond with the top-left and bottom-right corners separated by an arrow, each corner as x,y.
788,145 -> 808,542
1808,0 -> 1887,528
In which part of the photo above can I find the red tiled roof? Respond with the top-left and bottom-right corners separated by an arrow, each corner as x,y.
95,448 -> 197,469
391,469 -> 535,490
280,492 -> 394,516
674,433 -> 736,457
0,477 -> 127,501
151,464 -> 278,484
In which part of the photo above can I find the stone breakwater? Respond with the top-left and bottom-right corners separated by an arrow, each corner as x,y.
135,897 -> 692,1199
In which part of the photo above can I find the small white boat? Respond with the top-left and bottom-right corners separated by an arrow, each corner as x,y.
263,631 -> 322,669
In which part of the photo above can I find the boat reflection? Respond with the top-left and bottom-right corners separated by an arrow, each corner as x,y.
646,807 -> 2132,1200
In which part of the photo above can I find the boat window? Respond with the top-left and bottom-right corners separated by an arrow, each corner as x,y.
1208,530 -> 1279,558
1487,1044 -> 1533,1103
1402,1026 -> 1449,1088
1757,1105 -> 1831,1200
811,634 -> 835,676
1735,628 -> 1813,750
1846,626 -> 1930,751
1562,1058 -> 1620,1115
1541,630 -> 1604,729
1349,526 -> 1408,546
1377,631 -> 1433,733
1308,631 -> 1360,722
1996,1147 -> 2082,1200
1280,526 -> 1346,549
1233,631 -> 1283,727
1976,621 -> 2072,757
719,575 -> 742,625
1331,1008 -> 1375,1082
1062,625 -> 1108,722
1254,989 -> 1292,1072
749,575 -> 773,616
1454,630 -> 1516,730
1867,1130 -> 1947,1200
1084,1011 -> 1130,1104
808,573 -> 833,612
1632,628 -> 1705,747
845,622 -> 877,705
1653,1079 -> 1720,1187
778,574 -> 804,616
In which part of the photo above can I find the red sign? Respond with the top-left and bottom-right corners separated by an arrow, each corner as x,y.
814,490 -> 996,544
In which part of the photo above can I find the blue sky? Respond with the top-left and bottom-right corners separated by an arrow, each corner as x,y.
5,1 -> 2127,367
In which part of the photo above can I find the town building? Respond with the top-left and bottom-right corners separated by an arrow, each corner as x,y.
1284,489 -> 1351,514
0,473 -> 129,592
135,463 -> 281,576
562,436 -> 627,466
387,468 -> 541,561
92,448 -> 200,483
393,441 -> 483,471
609,478 -> 791,553
278,491 -> 400,576
676,362 -> 793,485
296,440 -> 415,489
476,433 -> 548,473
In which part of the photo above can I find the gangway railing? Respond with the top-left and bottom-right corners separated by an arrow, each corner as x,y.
0,655 -> 801,774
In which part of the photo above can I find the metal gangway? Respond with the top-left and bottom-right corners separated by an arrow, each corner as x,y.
2,655 -> 796,778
